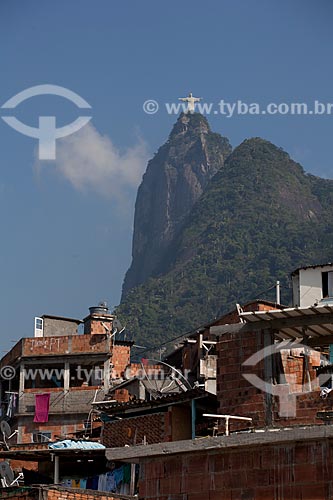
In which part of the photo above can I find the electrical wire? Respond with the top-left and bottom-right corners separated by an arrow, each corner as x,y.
133,282 -> 289,357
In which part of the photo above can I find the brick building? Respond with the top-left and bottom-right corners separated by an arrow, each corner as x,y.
0,304 -> 133,445
103,293 -> 333,499
107,426 -> 333,500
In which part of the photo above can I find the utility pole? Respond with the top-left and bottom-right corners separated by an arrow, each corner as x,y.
276,281 -> 281,305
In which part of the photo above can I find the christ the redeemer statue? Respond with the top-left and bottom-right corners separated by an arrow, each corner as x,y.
178,92 -> 202,113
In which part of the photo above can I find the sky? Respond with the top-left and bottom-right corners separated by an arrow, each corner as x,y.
0,0 -> 332,350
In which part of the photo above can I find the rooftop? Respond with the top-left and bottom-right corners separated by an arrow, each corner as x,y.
92,388 -> 212,414
41,314 -> 82,323
211,304 -> 333,345
291,262 -> 333,276
105,425 -> 333,463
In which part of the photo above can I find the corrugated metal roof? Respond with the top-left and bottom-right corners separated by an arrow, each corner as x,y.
240,305 -> 333,341
92,388 -> 210,414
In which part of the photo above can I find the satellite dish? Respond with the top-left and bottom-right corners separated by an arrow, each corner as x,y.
0,461 -> 14,485
113,318 -> 123,331
1,421 -> 11,439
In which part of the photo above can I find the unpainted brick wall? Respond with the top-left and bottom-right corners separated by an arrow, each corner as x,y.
217,329 -> 268,429
0,488 -> 37,499
111,345 -> 131,378
0,486 -> 129,500
18,409 -> 103,445
0,340 -> 24,368
22,334 -> 109,357
84,316 -> 113,335
102,413 -> 165,447
139,438 -> 333,500
44,486 -> 126,500
217,328 -> 333,430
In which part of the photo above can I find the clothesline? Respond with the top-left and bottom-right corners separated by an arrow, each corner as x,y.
60,463 -> 134,495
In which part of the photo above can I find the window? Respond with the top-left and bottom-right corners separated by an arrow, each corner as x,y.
32,431 -> 51,443
34,317 -> 43,337
35,319 -> 43,330
322,272 -> 333,298
25,363 -> 64,389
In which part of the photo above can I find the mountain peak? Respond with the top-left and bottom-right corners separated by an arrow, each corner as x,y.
169,112 -> 211,139
122,114 -> 232,296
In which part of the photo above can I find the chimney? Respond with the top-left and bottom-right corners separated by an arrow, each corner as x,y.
83,302 -> 114,335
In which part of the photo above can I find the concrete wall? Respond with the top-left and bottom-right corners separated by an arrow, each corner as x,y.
293,265 -> 333,307
18,387 -> 105,416
43,318 -> 79,337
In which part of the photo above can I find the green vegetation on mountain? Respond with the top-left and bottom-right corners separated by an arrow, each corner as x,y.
115,117 -> 333,352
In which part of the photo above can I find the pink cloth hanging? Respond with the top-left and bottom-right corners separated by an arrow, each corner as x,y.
34,393 -> 50,423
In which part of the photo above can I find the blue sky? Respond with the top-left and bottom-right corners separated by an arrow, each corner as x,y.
0,0 -> 332,349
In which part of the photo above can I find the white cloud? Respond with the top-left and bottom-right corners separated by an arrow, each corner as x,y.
35,123 -> 149,205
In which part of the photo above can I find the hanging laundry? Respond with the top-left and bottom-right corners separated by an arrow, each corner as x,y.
98,473 -> 107,491
113,466 -> 124,487
119,483 -> 130,495
6,393 -> 17,418
33,393 -> 50,423
80,478 -> 87,489
61,479 -> 72,488
105,471 -> 116,492
86,477 -> 93,490
91,476 -> 99,490
123,464 -> 131,484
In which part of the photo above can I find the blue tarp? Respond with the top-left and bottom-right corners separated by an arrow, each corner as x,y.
48,440 -> 105,450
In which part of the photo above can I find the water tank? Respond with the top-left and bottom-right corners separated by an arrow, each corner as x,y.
89,303 -> 109,316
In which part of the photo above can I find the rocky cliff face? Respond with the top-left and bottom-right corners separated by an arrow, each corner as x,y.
122,113 -> 232,295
